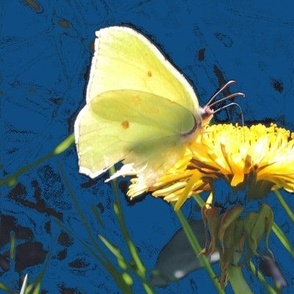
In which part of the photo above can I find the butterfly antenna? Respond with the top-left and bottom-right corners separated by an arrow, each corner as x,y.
207,91 -> 245,109
205,80 -> 239,107
213,102 -> 244,126
203,80 -> 245,126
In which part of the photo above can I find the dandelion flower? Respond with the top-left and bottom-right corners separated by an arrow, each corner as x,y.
125,123 -> 294,209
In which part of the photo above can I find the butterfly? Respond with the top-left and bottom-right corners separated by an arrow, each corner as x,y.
74,26 -> 243,186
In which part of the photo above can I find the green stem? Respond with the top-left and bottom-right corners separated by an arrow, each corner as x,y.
0,282 -> 9,291
10,232 -> 16,260
193,194 -> 205,207
58,162 -> 108,258
57,163 -> 133,294
54,216 -> 131,293
227,264 -> 253,294
109,167 -> 155,294
272,222 -> 294,257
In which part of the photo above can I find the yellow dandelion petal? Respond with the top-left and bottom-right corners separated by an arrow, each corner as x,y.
189,123 -> 294,200
152,182 -> 187,197
174,170 -> 203,210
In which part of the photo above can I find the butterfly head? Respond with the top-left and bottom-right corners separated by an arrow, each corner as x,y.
201,80 -> 245,127
200,105 -> 215,127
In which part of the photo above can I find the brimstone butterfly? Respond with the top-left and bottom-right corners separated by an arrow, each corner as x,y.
74,26 -> 242,186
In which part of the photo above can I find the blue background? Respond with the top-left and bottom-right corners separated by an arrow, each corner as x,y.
1,0 -> 293,293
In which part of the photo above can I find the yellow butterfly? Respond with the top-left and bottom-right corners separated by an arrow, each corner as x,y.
74,26 -> 243,186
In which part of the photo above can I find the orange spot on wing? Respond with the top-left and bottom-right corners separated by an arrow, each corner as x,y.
121,120 -> 130,129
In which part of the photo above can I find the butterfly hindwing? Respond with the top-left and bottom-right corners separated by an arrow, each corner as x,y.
75,90 -> 196,179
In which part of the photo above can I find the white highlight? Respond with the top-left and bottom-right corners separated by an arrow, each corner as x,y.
174,270 -> 185,279
210,251 -> 220,263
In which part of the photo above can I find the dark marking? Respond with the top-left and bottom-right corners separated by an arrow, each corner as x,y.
121,120 -> 129,129
0,214 -> 33,247
118,180 -> 129,195
58,231 -> 73,247
69,258 -> 89,269
189,279 -> 198,292
123,192 -> 147,206
15,241 -> 48,271
22,0 -> 43,13
49,97 -> 62,105
59,285 -> 82,294
81,177 -> 98,188
0,254 -> 9,271
57,249 -> 67,260
58,18 -> 71,29
7,181 -> 63,220
44,221 -> 51,234
271,78 -> 284,93
97,202 -> 104,213
89,39 -> 95,53
7,182 -> 27,200
8,147 -> 19,154
197,48 -> 205,61
213,66 -> 227,92
147,70 -> 152,77
214,32 -> 233,47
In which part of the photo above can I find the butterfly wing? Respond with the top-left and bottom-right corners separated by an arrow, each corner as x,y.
75,26 -> 201,183
86,26 -> 199,112
75,90 -> 196,183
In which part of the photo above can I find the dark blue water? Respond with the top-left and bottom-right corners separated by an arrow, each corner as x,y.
1,1 -> 293,293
